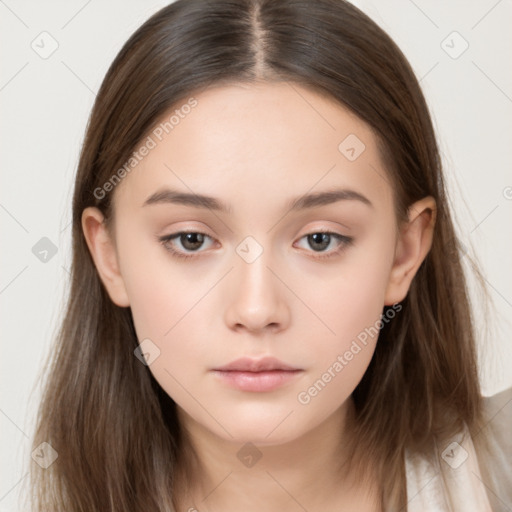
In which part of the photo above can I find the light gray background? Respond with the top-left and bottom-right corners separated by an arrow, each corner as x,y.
1,1 -> 511,510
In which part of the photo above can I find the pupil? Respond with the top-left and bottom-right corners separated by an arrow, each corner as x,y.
309,233 -> 329,251
182,233 -> 203,250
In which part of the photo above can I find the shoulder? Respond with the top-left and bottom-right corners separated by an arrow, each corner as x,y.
481,384 -> 512,432
477,385 -> 512,511
404,386 -> 512,512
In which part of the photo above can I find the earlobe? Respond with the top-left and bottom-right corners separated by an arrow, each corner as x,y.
81,207 -> 130,307
384,197 -> 437,305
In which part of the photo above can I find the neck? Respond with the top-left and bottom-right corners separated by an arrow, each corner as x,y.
173,398 -> 381,512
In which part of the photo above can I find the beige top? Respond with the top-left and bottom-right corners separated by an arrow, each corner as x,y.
405,386 -> 512,511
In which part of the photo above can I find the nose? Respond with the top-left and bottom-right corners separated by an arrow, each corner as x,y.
224,247 -> 290,334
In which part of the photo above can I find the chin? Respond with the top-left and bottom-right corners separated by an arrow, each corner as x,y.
222,425 -> 302,447
210,406 -> 317,447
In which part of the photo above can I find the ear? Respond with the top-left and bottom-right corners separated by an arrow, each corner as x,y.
384,196 -> 437,305
81,207 -> 130,307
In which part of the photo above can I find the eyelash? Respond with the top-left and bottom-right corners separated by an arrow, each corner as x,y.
158,230 -> 354,261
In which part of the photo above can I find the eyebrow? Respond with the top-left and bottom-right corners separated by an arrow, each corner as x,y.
142,187 -> 373,213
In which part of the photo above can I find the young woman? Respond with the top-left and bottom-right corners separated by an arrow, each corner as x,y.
27,0 -> 512,510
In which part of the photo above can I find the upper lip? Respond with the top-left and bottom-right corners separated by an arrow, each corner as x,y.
213,357 -> 300,372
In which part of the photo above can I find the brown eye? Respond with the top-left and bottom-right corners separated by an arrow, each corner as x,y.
179,232 -> 205,251
307,233 -> 331,251
158,231 -> 215,260
295,231 -> 354,260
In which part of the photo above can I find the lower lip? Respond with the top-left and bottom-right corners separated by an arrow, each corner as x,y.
212,370 -> 303,392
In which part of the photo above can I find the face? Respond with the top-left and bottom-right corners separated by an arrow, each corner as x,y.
85,81 -> 425,447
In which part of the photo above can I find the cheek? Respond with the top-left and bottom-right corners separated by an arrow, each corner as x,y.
292,271 -> 391,422
126,271 -> 184,341
125,263 -> 211,409
120,241 -> 216,379
292,242 -> 395,399
118,225 -> 200,340
296,249 -> 394,353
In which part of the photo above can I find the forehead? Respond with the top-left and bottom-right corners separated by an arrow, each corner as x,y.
112,81 -> 393,216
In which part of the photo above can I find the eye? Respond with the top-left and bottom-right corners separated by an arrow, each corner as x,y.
158,231 -> 215,260
158,229 -> 353,261
294,231 -> 353,260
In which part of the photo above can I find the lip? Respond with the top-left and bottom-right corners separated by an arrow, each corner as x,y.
213,356 -> 300,372
211,357 -> 303,392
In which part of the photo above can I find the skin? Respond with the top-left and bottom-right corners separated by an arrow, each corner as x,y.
82,81 -> 436,511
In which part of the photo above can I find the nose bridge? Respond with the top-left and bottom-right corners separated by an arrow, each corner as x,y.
225,235 -> 288,331
235,237 -> 277,307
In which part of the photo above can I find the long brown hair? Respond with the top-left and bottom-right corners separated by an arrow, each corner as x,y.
26,0 -> 490,510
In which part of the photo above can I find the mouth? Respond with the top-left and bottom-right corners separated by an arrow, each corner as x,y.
211,357 -> 303,392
